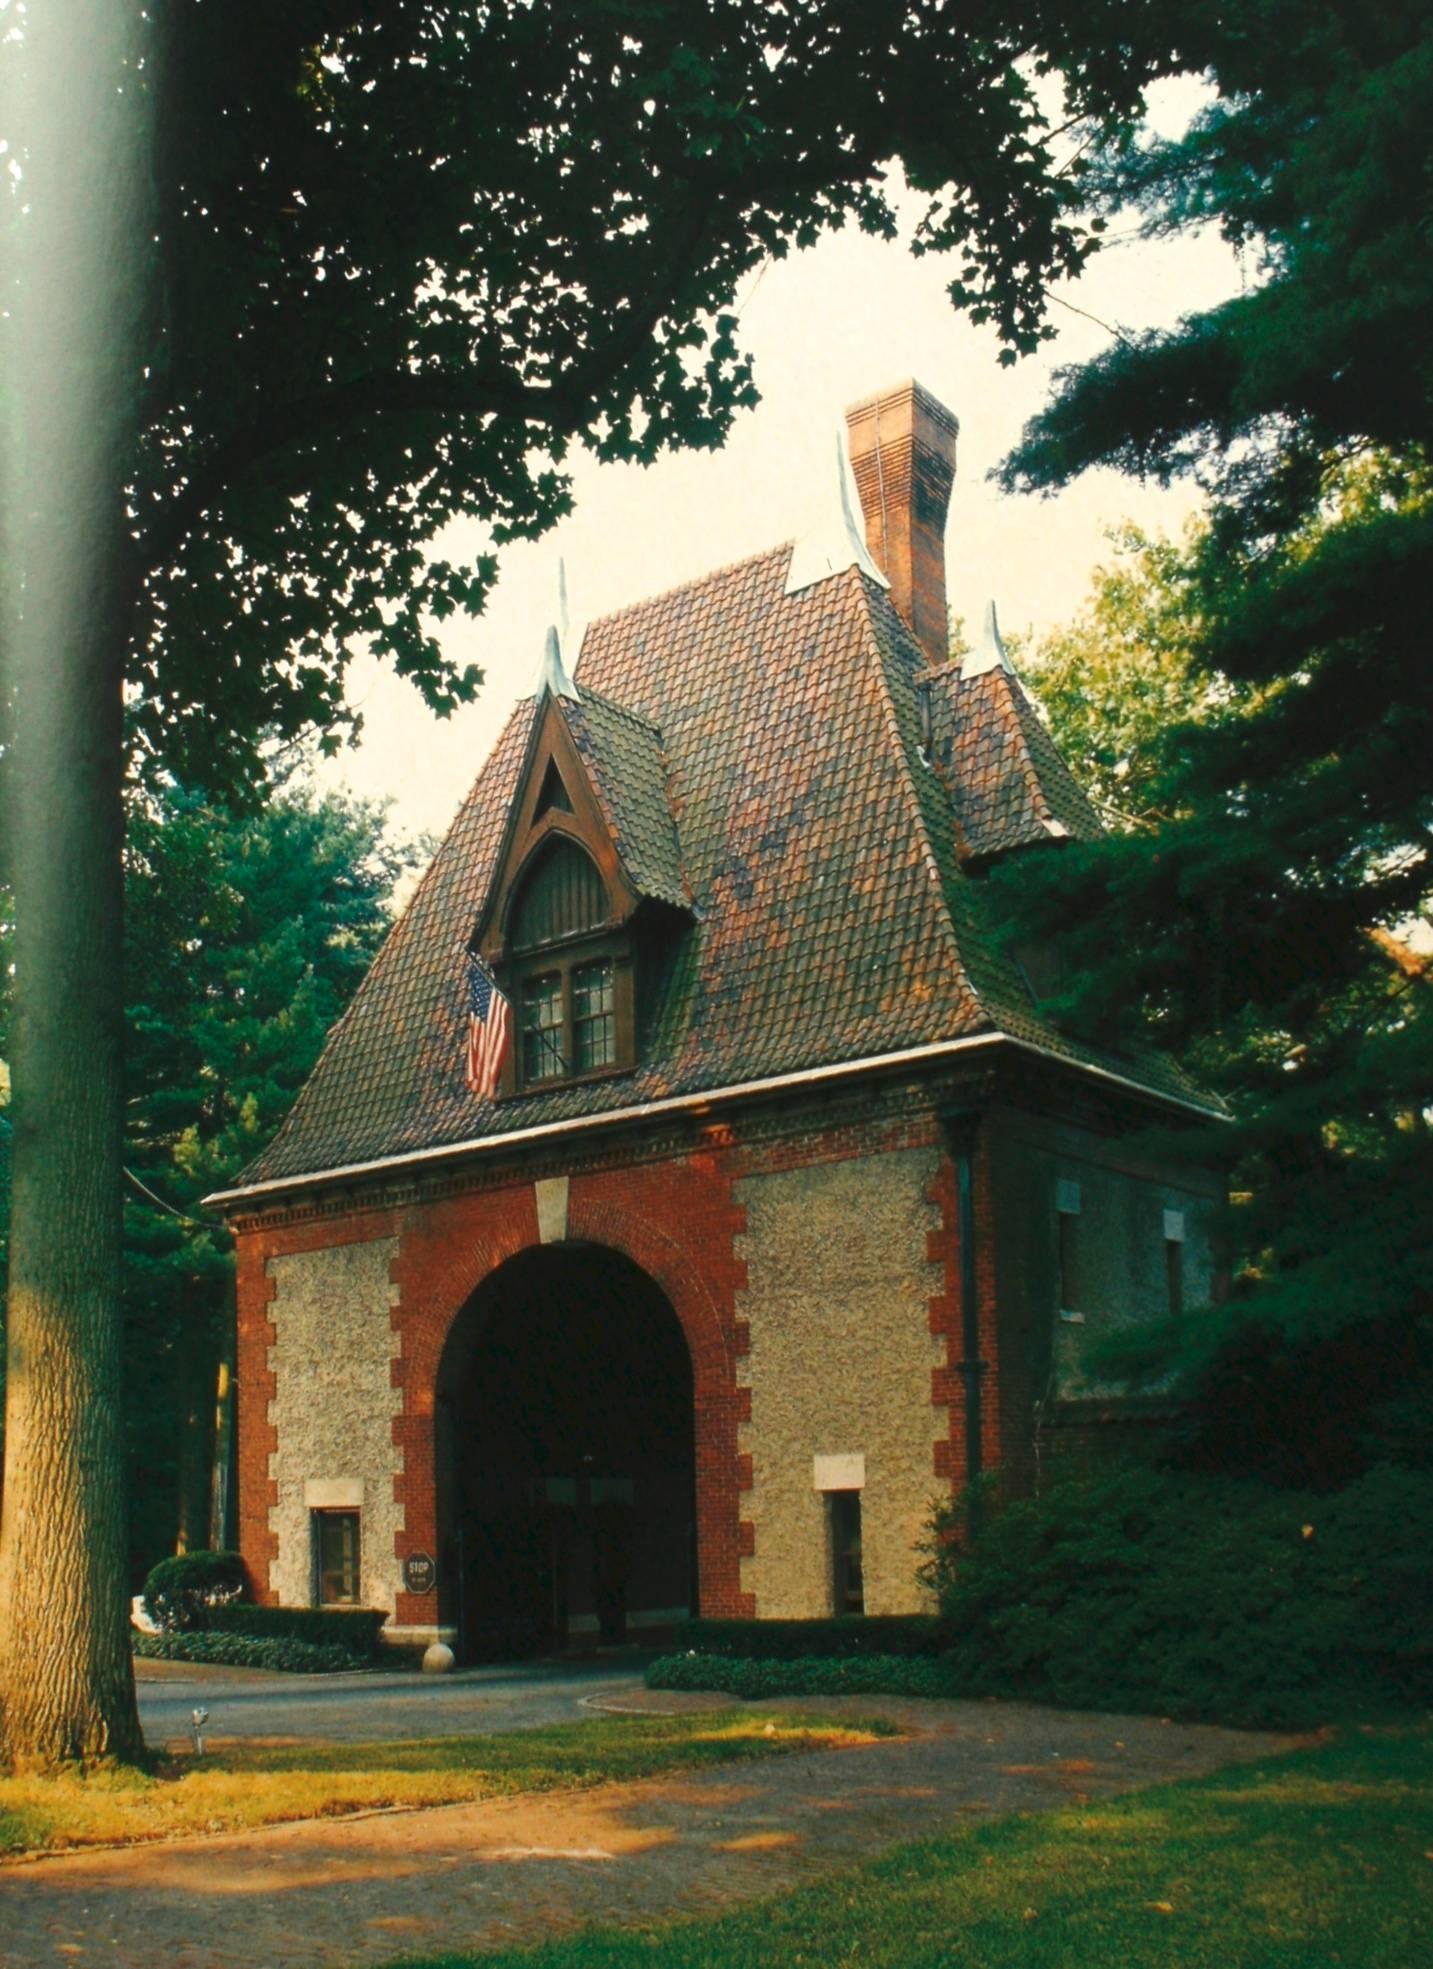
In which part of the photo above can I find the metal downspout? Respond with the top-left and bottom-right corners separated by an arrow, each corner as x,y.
942,1112 -> 984,1484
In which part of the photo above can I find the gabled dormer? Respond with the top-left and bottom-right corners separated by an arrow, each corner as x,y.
474,677 -> 688,1098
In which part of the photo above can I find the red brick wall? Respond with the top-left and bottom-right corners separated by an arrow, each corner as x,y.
232,1093 -> 1008,1621
927,1130 -> 1003,1492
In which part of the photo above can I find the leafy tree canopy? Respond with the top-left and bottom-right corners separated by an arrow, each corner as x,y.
105,0 -> 1210,793
1020,520 -> 1215,823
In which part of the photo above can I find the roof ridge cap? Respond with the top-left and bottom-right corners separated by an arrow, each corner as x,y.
857,580 -> 982,1013
989,663 -> 1059,832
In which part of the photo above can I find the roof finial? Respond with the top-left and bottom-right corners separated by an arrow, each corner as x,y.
960,599 -> 1015,680
785,427 -> 891,597
532,556 -> 580,700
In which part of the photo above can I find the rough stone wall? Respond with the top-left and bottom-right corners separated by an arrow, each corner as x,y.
267,1238 -> 403,1611
735,1145 -> 946,1616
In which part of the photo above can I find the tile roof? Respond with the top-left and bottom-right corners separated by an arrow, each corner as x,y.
926,660 -> 1104,862
562,690 -> 688,909
230,543 -> 1217,1194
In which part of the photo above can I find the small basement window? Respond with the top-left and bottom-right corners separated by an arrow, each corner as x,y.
829,1491 -> 864,1617
314,1509 -> 361,1607
1164,1208 -> 1186,1319
1057,1180 -> 1082,1322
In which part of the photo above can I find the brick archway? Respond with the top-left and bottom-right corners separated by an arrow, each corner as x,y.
389,1153 -> 748,1635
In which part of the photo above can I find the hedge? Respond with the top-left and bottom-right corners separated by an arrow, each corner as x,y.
652,1465 -> 1433,1728
215,1603 -> 389,1655
671,1616 -> 943,1660
648,1652 -> 961,1701
133,1630 -> 374,1675
925,1461 -> 1433,1729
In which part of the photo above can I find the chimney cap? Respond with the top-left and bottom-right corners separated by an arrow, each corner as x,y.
844,378 -> 960,447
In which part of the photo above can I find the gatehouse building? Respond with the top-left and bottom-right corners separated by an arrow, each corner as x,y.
208,380 -> 1222,1654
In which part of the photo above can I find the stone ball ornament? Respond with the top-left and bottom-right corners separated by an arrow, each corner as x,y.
422,1641 -> 456,1674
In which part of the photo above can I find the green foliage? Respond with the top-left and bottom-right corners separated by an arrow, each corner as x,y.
0,772 -> 414,1583
648,1652 -> 961,1703
673,1616 -> 943,1660
131,1630 -> 375,1675
1022,521 -> 1222,822
214,1604 -> 389,1656
118,771 -> 417,1579
141,1550 -> 245,1631
992,3 -> 1433,1460
925,1465 -> 1433,1728
18,0 -> 1201,800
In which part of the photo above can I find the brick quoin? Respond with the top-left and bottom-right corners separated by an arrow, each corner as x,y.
926,1128 -> 1002,1498
386,1183 -> 541,1630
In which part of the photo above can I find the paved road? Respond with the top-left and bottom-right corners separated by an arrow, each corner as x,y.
136,1656 -> 648,1747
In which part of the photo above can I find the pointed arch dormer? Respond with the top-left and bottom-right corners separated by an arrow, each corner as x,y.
475,687 -> 683,1095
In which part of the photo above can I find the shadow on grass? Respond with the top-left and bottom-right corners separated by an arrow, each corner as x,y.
379,1725 -> 1433,1969
0,1711 -> 891,1859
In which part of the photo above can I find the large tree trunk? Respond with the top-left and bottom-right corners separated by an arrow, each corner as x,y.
0,595 -> 141,1768
0,1 -> 150,1769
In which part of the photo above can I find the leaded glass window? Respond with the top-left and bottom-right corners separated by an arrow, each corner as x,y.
522,972 -> 565,1081
573,959 -> 615,1071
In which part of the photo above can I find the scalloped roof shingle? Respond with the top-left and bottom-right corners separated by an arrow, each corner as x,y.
228,542 -> 1215,1194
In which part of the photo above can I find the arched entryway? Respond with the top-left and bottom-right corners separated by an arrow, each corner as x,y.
435,1241 -> 696,1659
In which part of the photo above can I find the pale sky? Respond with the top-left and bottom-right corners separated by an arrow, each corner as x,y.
319,85 -> 1241,849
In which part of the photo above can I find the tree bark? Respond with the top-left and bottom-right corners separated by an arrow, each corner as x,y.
0,595 -> 141,1768
0,1 -> 150,1769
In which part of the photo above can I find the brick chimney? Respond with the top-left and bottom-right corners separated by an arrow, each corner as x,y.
845,381 -> 959,667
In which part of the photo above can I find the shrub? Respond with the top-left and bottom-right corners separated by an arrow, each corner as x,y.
672,1616 -> 943,1661
132,1630 -> 372,1674
648,1652 -> 962,1701
215,1604 -> 389,1656
926,1462 -> 1433,1728
142,1550 -> 246,1632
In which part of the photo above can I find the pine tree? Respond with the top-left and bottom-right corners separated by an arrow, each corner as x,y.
995,0 -> 1433,1475
119,778 -> 418,1577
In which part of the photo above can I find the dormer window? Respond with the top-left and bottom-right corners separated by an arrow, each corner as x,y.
503,838 -> 633,1093
474,686 -> 687,1101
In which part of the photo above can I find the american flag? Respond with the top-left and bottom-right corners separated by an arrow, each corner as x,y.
464,951 -> 512,1100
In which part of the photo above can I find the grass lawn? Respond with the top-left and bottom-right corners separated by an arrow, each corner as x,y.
0,1710 -> 889,1859
389,1725 -> 1433,1969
